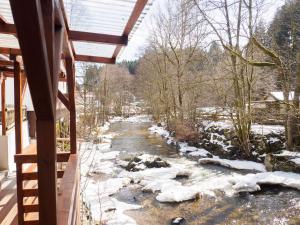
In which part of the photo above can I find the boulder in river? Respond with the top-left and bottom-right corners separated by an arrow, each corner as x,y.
264,154 -> 300,173
125,155 -> 170,171
144,157 -> 170,168
171,217 -> 187,225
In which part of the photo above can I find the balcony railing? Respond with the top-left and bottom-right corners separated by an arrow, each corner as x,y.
14,143 -> 79,225
0,106 -> 27,131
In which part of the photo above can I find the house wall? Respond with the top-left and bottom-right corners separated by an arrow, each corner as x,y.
0,78 -> 67,110
0,77 -> 34,110
0,120 -> 30,171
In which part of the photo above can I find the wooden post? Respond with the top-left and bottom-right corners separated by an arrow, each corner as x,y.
9,1 -> 58,224
13,59 -> 24,225
66,57 -> 77,154
36,118 -> 57,225
1,75 -> 6,135
14,59 -> 22,154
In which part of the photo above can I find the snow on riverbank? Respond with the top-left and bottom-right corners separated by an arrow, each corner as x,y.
271,150 -> 300,166
202,120 -> 284,135
110,115 -> 151,123
80,116 -> 300,224
230,171 -> 300,193
199,157 -> 266,172
117,154 -> 300,203
145,123 -> 300,203
149,124 -> 266,172
80,116 -> 153,225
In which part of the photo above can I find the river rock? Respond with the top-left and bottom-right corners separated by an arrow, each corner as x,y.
145,157 -> 170,168
251,132 -> 285,155
265,137 -> 284,153
200,139 -> 223,152
125,155 -> 170,171
171,217 -> 187,225
264,154 -> 300,173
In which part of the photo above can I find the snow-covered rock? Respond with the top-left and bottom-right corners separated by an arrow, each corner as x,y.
171,217 -> 187,225
199,157 -> 266,172
264,153 -> 300,173
125,154 -> 170,172
156,185 -> 200,202
149,125 -> 170,138
230,171 -> 300,194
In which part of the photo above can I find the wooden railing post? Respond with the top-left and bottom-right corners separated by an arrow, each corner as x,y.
66,57 -> 77,154
13,58 -> 24,225
1,73 -> 6,136
36,118 -> 58,225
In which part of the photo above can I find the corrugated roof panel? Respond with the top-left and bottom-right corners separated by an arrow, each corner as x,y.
73,41 -> 116,58
0,34 -> 19,48
0,0 -> 14,23
0,0 -> 155,61
64,0 -> 136,36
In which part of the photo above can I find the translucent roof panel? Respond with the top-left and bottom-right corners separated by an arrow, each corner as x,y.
0,0 -> 155,61
0,0 -> 14,23
73,41 -> 116,58
64,0 -> 137,36
0,34 -> 19,48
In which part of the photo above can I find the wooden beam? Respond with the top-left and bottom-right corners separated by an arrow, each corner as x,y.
36,119 -> 57,225
124,0 -> 148,35
0,60 -> 13,67
57,90 -> 70,110
0,15 -> 7,24
0,22 -> 128,46
41,0 -> 55,106
57,154 -> 79,225
21,73 -> 27,101
58,0 -> 69,31
13,60 -> 22,154
0,67 -> 14,73
69,30 -> 128,46
39,1 -> 58,225
66,57 -> 77,154
112,46 -> 122,59
53,25 -> 64,99
0,47 -> 21,55
15,152 -> 71,164
13,59 -> 24,225
75,55 -> 115,64
113,0 -> 149,59
9,0 -> 55,120
54,1 -> 74,61
1,76 -> 6,135
0,23 -> 16,35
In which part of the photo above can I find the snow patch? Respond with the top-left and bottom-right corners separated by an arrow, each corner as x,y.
230,171 -> 300,194
291,158 -> 300,165
110,115 -> 151,123
199,157 -> 266,172
149,125 -> 170,138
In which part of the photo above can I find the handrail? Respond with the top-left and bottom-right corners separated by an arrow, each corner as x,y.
0,106 -> 27,131
57,154 -> 79,225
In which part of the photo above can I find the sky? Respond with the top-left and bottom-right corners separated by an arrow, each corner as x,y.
118,0 -> 286,62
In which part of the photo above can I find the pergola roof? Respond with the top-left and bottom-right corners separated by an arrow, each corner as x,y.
0,0 -> 153,63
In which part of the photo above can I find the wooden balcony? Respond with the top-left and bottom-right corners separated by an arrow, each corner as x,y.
0,143 -> 80,225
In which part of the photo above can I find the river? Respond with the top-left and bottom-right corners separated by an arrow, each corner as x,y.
82,120 -> 300,225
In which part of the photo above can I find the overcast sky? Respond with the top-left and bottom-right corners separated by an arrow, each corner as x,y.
118,0 -> 286,62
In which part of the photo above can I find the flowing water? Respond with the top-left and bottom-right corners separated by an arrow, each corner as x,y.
106,121 -> 300,225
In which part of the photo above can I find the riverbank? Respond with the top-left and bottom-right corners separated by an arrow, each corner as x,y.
80,115 -> 300,225
149,121 -> 300,173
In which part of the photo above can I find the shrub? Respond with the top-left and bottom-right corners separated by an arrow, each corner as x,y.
169,120 -> 199,144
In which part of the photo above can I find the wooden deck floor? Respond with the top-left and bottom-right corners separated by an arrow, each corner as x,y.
0,174 -> 18,225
